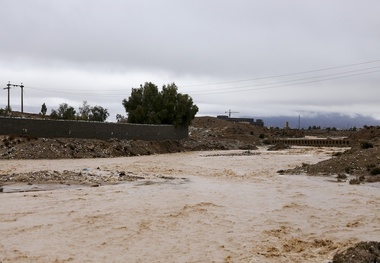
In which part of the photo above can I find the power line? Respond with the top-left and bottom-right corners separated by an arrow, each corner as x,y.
18,59 -> 380,98
186,66 -> 380,94
180,59 -> 380,88
190,69 -> 380,96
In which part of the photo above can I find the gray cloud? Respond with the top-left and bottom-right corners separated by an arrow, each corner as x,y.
1,0 -> 380,121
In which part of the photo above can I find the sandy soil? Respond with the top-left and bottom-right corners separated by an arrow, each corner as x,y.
0,147 -> 379,263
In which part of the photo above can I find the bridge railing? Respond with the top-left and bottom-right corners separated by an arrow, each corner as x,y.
267,138 -> 351,147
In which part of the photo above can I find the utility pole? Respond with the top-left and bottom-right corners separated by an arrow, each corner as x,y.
3,81 -> 11,113
20,83 -> 24,114
225,109 -> 239,118
3,82 -> 25,115
298,114 -> 301,130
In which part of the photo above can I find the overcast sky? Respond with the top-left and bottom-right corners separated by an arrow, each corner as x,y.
1,0 -> 380,122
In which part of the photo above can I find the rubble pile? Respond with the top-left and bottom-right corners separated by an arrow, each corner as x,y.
0,169 -> 145,187
283,126 -> 380,182
331,241 -> 380,263
0,136 -> 185,159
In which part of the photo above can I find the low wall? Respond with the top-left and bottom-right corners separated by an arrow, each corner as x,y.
268,138 -> 351,147
0,117 -> 188,141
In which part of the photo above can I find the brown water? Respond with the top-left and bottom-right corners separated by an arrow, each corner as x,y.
0,148 -> 379,262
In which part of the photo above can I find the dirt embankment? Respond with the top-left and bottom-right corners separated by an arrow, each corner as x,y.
0,136 -> 185,159
1,117 -> 380,181
332,241 -> 380,263
282,126 -> 380,183
0,117 -> 268,159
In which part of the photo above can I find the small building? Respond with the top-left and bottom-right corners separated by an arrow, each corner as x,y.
217,115 -> 264,127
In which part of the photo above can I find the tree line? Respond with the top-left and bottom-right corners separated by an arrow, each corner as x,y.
45,101 -> 110,122
29,82 -> 198,126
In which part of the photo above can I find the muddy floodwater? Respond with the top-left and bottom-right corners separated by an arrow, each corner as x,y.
0,147 -> 379,262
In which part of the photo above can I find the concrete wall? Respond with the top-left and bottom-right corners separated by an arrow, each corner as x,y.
0,117 -> 188,141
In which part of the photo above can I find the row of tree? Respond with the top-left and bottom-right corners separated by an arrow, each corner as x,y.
2,82 -> 198,127
43,101 -> 110,122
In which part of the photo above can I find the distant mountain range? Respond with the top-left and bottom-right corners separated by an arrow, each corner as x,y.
249,113 -> 380,129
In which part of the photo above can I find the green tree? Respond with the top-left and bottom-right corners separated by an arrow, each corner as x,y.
40,103 -> 47,116
159,83 -> 179,124
78,101 -> 91,120
50,109 -> 59,119
89,105 -> 109,122
61,104 -> 76,120
122,82 -> 198,127
349,126 -> 357,131
4,105 -> 12,114
50,103 -> 76,120
116,114 -> 126,123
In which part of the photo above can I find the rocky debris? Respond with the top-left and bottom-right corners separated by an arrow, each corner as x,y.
279,125 -> 380,183
347,125 -> 380,142
282,144 -> 380,183
268,128 -> 306,138
331,241 -> 380,263
200,150 -> 260,157
0,136 -> 185,159
0,169 -> 145,186
186,117 -> 268,151
267,142 -> 291,151
0,168 -> 190,192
